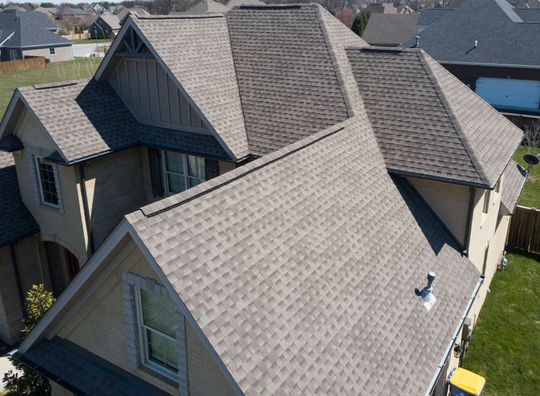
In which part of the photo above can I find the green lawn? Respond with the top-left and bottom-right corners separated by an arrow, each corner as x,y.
513,145 -> 540,208
462,252 -> 540,395
0,58 -> 102,119
71,38 -> 112,44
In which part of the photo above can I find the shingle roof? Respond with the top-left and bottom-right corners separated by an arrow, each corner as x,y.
362,13 -> 420,46
406,0 -> 540,67
0,152 -> 39,247
0,10 -> 70,49
347,47 -> 523,187
132,15 -> 250,159
226,4 -> 350,155
501,159 -> 527,214
16,337 -> 170,396
5,80 -> 229,163
98,13 -> 121,30
127,117 -> 480,395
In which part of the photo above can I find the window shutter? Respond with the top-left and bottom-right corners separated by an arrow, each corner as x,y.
205,158 -> 220,180
148,148 -> 164,197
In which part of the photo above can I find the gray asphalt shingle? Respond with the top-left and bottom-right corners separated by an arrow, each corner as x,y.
405,0 -> 540,67
362,13 -> 420,46
0,152 -> 39,247
9,80 -> 229,163
128,117 -> 480,395
501,159 -> 527,214
347,47 -> 523,187
0,9 -> 70,49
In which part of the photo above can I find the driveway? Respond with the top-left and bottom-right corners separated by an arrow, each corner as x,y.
72,42 -> 111,58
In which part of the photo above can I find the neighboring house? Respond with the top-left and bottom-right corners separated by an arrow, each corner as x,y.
0,5 -> 526,395
90,13 -> 120,39
362,13 -> 419,46
116,6 -> 151,25
411,0 -> 539,130
0,10 -> 73,62
34,7 -> 55,16
179,0 -> 265,15
53,7 -> 89,20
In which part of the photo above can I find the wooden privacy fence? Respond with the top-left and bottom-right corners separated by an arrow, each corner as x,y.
0,56 -> 46,74
507,205 -> 540,254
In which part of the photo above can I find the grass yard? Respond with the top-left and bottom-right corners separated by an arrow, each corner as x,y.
71,38 -> 112,44
0,58 -> 102,119
513,145 -> 540,208
462,252 -> 540,395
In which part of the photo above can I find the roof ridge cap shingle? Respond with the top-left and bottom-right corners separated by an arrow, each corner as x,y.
314,4 -> 354,118
133,120 -> 348,219
417,50 -> 487,185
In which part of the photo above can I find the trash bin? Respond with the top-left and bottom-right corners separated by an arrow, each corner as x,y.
448,367 -> 486,396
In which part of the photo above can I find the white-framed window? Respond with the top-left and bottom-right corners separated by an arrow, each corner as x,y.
34,156 -> 61,208
162,151 -> 206,195
49,47 -> 55,55
135,286 -> 179,379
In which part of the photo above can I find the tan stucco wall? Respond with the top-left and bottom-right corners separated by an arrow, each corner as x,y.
0,234 -> 48,345
57,239 -> 235,395
83,147 -> 150,248
23,45 -> 73,63
407,177 -> 470,246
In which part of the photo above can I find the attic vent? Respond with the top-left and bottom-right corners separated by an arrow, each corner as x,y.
415,272 -> 437,312
33,81 -> 79,90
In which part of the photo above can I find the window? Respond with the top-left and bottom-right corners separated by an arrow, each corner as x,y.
163,151 -> 206,195
482,190 -> 491,214
135,287 -> 178,378
49,47 -> 55,55
35,157 -> 60,207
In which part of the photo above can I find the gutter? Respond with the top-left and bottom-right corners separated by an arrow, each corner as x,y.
440,61 -> 540,70
425,276 -> 484,396
78,163 -> 95,255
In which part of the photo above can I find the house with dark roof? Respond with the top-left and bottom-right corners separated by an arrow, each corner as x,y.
408,0 -> 540,130
362,13 -> 419,46
0,9 -> 73,62
0,4 -> 526,395
90,12 -> 121,38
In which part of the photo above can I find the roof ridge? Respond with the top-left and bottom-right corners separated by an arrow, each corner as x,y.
135,121 -> 348,219
314,4 -> 354,118
417,50 -> 488,185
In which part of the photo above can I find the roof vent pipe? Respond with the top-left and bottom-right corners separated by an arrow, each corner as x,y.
415,35 -> 420,48
415,272 -> 437,311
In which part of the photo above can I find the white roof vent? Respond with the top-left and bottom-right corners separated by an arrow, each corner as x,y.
415,272 -> 437,312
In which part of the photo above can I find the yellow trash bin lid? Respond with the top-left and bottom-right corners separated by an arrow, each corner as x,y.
449,367 -> 486,395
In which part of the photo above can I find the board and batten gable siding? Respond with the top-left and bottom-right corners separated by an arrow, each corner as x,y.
109,58 -> 208,132
56,238 -> 236,396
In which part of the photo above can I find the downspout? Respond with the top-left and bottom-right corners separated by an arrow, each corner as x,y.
9,243 -> 25,315
463,187 -> 475,255
78,163 -> 95,255
424,276 -> 484,396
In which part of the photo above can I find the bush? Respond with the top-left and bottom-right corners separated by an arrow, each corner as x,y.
2,285 -> 55,396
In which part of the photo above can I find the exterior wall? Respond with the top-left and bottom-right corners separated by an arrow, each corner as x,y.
108,58 -> 209,132
407,177 -> 470,246
187,324 -> 236,396
57,239 -> 236,395
83,147 -> 150,248
0,234 -> 49,345
22,45 -> 73,63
